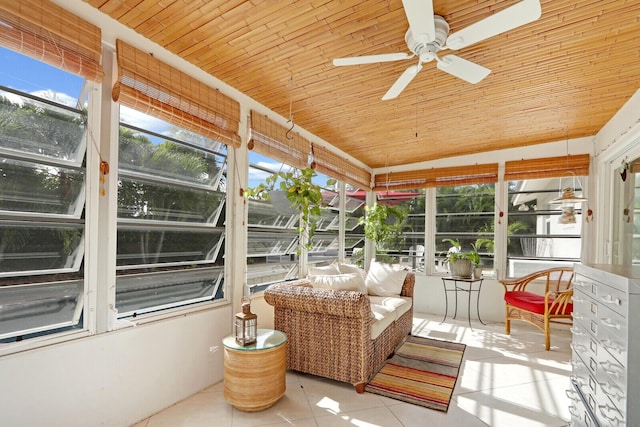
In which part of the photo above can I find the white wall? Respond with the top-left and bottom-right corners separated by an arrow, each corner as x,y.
413,275 -> 506,324
0,306 -> 231,427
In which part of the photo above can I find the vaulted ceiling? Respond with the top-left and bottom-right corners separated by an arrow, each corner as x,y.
83,0 -> 640,169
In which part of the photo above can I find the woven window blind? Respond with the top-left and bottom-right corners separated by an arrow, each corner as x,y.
312,144 -> 371,189
373,163 -> 499,191
504,154 -> 590,180
0,0 -> 103,82
113,40 -> 240,148
248,110 -> 309,170
248,111 -> 372,188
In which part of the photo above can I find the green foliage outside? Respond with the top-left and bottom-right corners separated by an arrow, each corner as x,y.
0,91 -> 226,271
0,95 -> 86,273
354,202 -> 408,265
245,167 -> 336,251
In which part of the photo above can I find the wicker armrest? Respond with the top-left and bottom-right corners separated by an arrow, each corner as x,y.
399,272 -> 415,298
547,288 -> 573,314
270,278 -> 313,288
499,270 -> 546,292
264,283 -> 371,319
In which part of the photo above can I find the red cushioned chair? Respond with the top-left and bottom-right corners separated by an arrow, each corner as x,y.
500,267 -> 574,350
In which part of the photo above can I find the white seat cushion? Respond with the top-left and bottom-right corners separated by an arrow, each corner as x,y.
370,304 -> 396,340
369,296 -> 412,339
369,296 -> 412,321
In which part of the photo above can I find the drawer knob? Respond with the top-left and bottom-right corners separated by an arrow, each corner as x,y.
602,361 -> 624,378
570,374 -> 586,387
570,343 -> 587,352
601,294 -> 622,305
601,317 -> 622,330
598,402 -> 624,425
568,404 -> 580,417
601,338 -> 624,353
600,382 -> 625,401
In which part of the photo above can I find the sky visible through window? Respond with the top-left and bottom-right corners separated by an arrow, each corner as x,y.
0,46 -> 334,190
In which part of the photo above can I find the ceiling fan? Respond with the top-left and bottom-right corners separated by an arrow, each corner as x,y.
333,0 -> 542,100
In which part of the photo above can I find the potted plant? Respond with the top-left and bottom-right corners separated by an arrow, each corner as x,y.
245,167 -> 335,251
442,238 -> 473,278
468,243 -> 483,278
359,202 -> 408,265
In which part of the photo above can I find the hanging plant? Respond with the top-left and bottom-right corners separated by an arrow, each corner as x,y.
359,202 -> 408,259
245,167 -> 336,251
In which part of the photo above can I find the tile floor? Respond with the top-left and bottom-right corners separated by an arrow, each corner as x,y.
132,312 -> 572,426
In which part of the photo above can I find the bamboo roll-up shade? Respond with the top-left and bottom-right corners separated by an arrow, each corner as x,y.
0,0 -> 103,82
113,40 -> 240,148
312,144 -> 371,190
504,154 -> 590,181
248,110 -> 309,170
373,163 -> 499,191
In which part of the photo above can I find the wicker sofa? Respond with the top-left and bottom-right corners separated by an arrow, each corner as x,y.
264,271 -> 415,393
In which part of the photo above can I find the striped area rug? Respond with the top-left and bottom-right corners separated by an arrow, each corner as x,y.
365,336 -> 466,412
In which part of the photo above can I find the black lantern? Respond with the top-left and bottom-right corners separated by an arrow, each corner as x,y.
234,296 -> 257,346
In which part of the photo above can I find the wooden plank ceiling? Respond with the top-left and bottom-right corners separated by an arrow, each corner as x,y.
84,0 -> 640,170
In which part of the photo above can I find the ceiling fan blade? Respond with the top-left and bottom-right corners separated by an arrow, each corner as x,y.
382,63 -> 423,100
333,52 -> 412,66
444,0 -> 542,50
402,0 -> 435,42
437,55 -> 490,84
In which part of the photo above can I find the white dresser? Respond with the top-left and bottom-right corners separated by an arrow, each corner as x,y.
570,263 -> 640,427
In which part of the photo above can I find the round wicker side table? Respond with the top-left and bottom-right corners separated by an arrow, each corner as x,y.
222,329 -> 287,412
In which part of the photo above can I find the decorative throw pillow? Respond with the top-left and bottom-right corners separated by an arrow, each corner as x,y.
308,263 -> 341,276
365,260 -> 408,296
336,262 -> 366,279
308,273 -> 366,293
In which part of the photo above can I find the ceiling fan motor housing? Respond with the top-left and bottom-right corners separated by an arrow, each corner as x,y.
404,15 -> 449,62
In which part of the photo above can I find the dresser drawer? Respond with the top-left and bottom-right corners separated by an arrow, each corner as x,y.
594,283 -> 627,318
573,291 -> 627,368
572,264 -> 640,427
575,276 -> 600,300
596,345 -> 626,405
594,302 -> 627,367
574,349 -> 627,420
571,324 -> 598,369
572,352 -> 604,416
575,274 -> 628,318
569,379 -> 600,427
598,379 -> 626,419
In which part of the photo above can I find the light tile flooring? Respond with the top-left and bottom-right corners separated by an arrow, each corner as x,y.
133,312 -> 572,426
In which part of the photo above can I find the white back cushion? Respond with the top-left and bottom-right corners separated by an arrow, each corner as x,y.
365,261 -> 408,296
308,273 -> 366,293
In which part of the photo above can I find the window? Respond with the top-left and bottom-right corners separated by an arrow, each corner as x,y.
0,48 -> 87,341
246,154 -> 338,286
246,157 -> 300,286
435,184 -> 496,275
342,186 -> 366,264
506,177 -> 582,276
362,190 -> 425,271
115,110 -> 227,317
